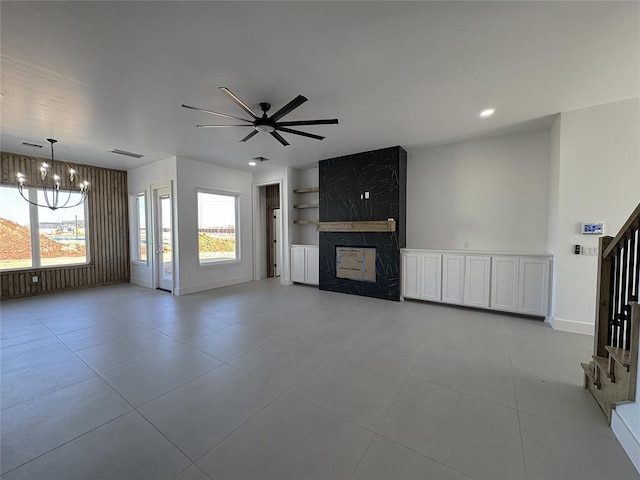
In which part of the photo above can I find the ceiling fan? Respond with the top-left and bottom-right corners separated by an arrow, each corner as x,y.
182,87 -> 338,146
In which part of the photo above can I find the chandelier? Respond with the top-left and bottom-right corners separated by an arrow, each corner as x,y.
16,139 -> 89,210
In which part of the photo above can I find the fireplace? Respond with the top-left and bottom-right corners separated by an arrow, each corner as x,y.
318,146 -> 406,301
335,246 -> 376,283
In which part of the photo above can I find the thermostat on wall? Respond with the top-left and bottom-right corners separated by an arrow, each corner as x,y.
582,222 -> 604,235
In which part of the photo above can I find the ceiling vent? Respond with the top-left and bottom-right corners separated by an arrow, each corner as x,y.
110,148 -> 144,159
22,142 -> 43,148
252,156 -> 270,163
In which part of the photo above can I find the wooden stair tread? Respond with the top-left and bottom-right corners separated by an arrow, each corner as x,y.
592,355 -> 614,381
605,346 -> 631,369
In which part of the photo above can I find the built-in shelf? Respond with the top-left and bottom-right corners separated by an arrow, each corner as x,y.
293,187 -> 319,194
294,187 -> 319,226
317,220 -> 396,232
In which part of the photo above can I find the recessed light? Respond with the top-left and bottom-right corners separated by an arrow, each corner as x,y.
248,161 -> 257,166
479,108 -> 495,118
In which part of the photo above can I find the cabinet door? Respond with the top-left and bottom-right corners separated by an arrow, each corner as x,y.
442,254 -> 465,304
401,252 -> 420,299
518,258 -> 549,316
290,247 -> 306,283
420,253 -> 442,302
464,256 -> 491,308
305,246 -> 319,286
490,257 -> 519,312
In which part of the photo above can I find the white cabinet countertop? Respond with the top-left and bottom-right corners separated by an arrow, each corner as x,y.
401,248 -> 552,258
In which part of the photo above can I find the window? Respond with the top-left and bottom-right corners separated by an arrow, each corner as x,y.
134,192 -> 147,263
0,186 -> 88,271
197,189 -> 239,265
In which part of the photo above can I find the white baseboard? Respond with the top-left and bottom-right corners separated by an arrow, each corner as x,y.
175,275 -> 253,296
130,278 -> 153,289
611,405 -> 640,474
547,316 -> 594,335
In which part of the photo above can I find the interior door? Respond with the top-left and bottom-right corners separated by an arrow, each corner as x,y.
273,208 -> 281,277
154,186 -> 173,292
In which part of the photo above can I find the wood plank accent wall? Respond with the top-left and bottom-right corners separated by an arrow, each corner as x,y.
265,184 -> 280,278
1,151 -> 130,299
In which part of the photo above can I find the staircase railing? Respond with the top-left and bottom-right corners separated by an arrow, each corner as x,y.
583,203 -> 640,422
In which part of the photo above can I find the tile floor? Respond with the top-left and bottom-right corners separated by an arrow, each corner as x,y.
1,280 -> 639,480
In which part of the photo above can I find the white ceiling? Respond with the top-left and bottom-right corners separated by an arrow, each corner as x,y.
1,1 -> 638,172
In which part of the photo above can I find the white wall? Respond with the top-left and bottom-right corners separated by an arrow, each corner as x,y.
407,130 -> 551,252
175,157 -> 254,295
550,97 -> 640,333
127,156 -> 177,288
547,117 -> 562,324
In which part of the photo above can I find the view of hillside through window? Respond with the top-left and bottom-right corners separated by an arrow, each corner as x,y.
0,186 -> 88,270
197,190 -> 238,264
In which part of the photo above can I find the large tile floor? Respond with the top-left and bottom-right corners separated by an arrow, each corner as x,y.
1,280 -> 638,480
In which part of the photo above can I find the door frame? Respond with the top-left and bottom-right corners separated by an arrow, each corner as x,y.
252,179 -> 285,283
151,181 -> 175,293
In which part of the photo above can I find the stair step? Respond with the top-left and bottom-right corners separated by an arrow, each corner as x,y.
605,346 -> 631,371
581,362 -> 601,389
592,355 -> 614,381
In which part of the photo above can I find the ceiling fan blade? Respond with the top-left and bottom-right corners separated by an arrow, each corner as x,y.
270,95 -> 308,122
239,130 -> 260,142
276,127 -> 325,141
275,119 -> 339,127
219,87 -> 259,119
182,104 -> 253,123
270,131 -> 290,146
196,124 -> 254,128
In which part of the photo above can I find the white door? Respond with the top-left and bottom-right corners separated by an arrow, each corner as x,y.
464,256 -> 491,308
291,246 -> 306,283
518,258 -> 550,316
154,186 -> 173,292
420,253 -> 442,302
273,209 -> 281,277
491,257 -> 519,312
401,252 -> 420,299
305,246 -> 319,286
442,254 -> 465,304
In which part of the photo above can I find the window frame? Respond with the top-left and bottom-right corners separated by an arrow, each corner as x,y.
0,185 -> 90,272
196,187 -> 241,267
132,191 -> 148,265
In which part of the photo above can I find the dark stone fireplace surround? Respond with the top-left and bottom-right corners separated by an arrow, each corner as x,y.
318,146 -> 407,301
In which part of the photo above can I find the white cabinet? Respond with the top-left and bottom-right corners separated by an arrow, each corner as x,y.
401,251 -> 442,301
401,252 -> 420,299
305,246 -> 320,286
401,249 -> 551,318
518,257 -> 549,316
464,256 -> 491,308
442,254 -> 465,304
420,253 -> 442,302
491,257 -> 519,312
290,245 -> 319,286
490,256 -> 550,316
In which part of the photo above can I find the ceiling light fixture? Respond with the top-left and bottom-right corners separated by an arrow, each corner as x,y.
479,108 -> 495,118
16,139 -> 89,211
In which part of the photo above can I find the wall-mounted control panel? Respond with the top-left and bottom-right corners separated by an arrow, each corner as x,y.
582,222 -> 604,235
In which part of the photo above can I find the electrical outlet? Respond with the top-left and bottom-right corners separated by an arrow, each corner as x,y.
31,275 -> 38,284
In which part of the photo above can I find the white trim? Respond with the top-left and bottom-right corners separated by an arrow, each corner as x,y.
175,275 -> 253,296
611,406 -> 640,474
130,277 -> 153,289
252,179 -> 284,284
547,316 -> 594,335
